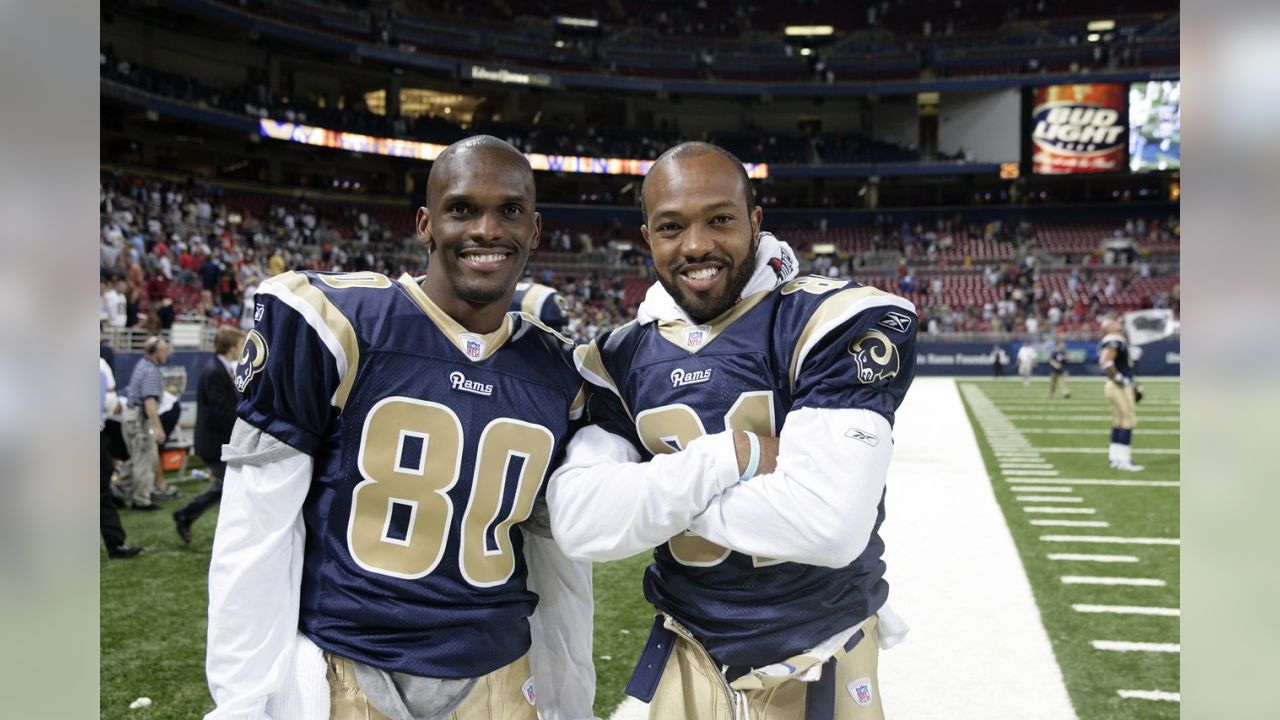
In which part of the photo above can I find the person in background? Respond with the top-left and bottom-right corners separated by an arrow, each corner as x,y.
112,336 -> 170,510
101,358 -> 141,559
1048,340 -> 1070,398
1016,342 -> 1038,386
510,279 -> 568,331
992,343 -> 1008,379
173,327 -> 244,544
1098,319 -> 1144,472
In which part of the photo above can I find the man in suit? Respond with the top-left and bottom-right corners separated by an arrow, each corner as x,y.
174,326 -> 244,543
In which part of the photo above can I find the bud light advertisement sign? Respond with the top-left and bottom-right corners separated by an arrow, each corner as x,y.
1031,83 -> 1127,174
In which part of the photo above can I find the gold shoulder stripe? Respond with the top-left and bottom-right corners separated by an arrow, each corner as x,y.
516,311 -> 573,346
397,274 -> 514,361
520,283 -> 556,317
788,287 -> 916,394
265,272 -> 361,410
573,343 -> 632,422
569,384 -> 587,422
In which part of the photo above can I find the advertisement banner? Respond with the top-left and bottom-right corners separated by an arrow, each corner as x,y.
1123,309 -> 1178,346
1031,83 -> 1127,174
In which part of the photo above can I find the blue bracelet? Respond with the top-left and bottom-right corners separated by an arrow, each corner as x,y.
740,431 -> 761,482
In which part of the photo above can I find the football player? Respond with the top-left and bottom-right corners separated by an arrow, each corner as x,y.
1048,340 -> 1070,398
511,280 -> 568,331
205,137 -> 597,720
548,142 -> 916,719
1098,319 -> 1143,471
1016,342 -> 1038,386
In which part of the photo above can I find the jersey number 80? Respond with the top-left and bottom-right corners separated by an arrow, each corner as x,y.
347,397 -> 553,587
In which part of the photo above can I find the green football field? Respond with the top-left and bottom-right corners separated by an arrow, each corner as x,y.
956,377 -> 1181,718
98,478 -> 652,719
100,377 -> 1179,719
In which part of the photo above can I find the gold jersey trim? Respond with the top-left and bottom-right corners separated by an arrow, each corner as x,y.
573,343 -> 632,422
397,274 -> 514,362
264,272 -> 362,410
654,289 -> 773,354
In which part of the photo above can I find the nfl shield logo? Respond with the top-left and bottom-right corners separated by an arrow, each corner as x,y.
459,333 -> 486,361
848,677 -> 873,707
684,325 -> 711,348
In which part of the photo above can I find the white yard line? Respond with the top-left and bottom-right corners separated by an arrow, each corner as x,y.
1016,496 -> 1083,502
1041,535 -> 1179,546
1047,553 -> 1138,563
1004,414 -> 1180,422
1017,428 -> 1181,435
1062,576 -> 1166,586
1117,689 -> 1181,702
1002,477 -> 1179,488
876,379 -> 1075,719
1073,604 -> 1180,617
1030,520 -> 1110,527
1092,640 -> 1180,653
1029,447 -> 1181,455
1024,507 -> 1097,514
1001,469 -> 1061,476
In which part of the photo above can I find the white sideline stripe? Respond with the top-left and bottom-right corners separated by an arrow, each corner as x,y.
1117,689 -> 1181,702
1004,414 -> 1180,422
1047,553 -> 1138,563
1002,469 -> 1060,476
1019,428 -> 1181,436
1063,576 -> 1165,586
1016,496 -> 1083,502
1092,640 -> 1180,653
876,379 -> 1075,719
1010,486 -> 1074,492
1024,507 -> 1097,514
1003,477 -> 1179,488
1073,604 -> 1180,617
1042,535 -> 1179,546
1035,447 -> 1181,455
1030,520 -> 1109,527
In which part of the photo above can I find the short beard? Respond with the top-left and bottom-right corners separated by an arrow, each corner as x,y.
659,233 -> 759,324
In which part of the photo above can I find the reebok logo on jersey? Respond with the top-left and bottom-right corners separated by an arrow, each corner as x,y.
877,311 -> 913,333
450,371 -> 493,397
845,428 -> 879,446
671,368 -> 713,387
254,303 -> 265,322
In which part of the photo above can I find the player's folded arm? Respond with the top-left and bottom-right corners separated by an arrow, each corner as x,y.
688,304 -> 917,568
546,391 -> 742,563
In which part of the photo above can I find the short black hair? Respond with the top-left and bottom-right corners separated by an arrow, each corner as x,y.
426,135 -> 533,206
640,141 -> 756,223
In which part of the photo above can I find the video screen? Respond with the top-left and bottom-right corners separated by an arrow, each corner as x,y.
1031,83 -> 1127,174
1129,81 -> 1180,172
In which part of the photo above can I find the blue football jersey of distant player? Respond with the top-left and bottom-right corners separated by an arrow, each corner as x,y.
511,281 -> 567,330
1099,334 -> 1134,379
577,275 -> 917,667
236,270 -> 585,679
1050,350 -> 1068,372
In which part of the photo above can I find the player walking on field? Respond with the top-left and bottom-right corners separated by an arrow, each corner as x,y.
549,142 -> 917,720
205,137 -> 597,720
1098,319 -> 1143,471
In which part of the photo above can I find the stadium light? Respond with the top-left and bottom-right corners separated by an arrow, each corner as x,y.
1086,19 -> 1115,32
1087,33 -> 1101,42
799,48 -> 812,56
555,16 -> 599,29
785,25 -> 834,37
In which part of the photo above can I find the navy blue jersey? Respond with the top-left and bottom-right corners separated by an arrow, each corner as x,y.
1099,334 -> 1134,379
577,276 -> 917,667
236,271 -> 585,679
1050,350 -> 1068,373
511,282 -> 567,330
